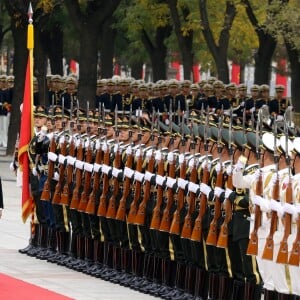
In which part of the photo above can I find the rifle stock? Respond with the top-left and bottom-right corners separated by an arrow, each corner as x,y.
150,155 -> 165,230
262,176 -> 280,260
288,214 -> 300,266
217,174 -> 233,248
181,163 -> 197,239
127,152 -> 143,224
190,165 -> 209,241
207,166 -> 223,246
116,152 -> 134,221
135,153 -> 155,226
41,136 -> 56,202
77,144 -> 93,212
60,138 -> 75,205
97,147 -> 110,217
86,146 -> 103,214
276,180 -> 293,264
159,155 -> 176,232
246,170 -> 263,256
52,138 -> 67,205
70,143 -> 84,210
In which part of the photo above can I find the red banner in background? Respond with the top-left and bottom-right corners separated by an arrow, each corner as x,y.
193,65 -> 200,82
231,63 -> 240,84
171,61 -> 180,80
276,59 -> 287,97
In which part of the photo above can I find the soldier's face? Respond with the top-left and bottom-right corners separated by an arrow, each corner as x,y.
119,128 -> 130,141
34,116 -> 47,128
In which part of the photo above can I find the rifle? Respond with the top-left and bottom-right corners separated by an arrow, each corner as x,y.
69,139 -> 84,210
207,109 -> 227,246
41,100 -> 56,202
150,117 -> 165,230
78,102 -> 93,212
181,150 -> 197,239
262,120 -> 279,260
134,109 -> 156,226
86,104 -> 104,215
247,110 -> 264,256
169,112 -> 187,235
60,100 -> 75,206
190,109 -> 210,242
52,99 -> 67,205
116,106 -> 134,221
106,108 -> 121,219
288,213 -> 300,265
276,118 -> 293,264
97,137 -> 110,217
127,143 -> 143,224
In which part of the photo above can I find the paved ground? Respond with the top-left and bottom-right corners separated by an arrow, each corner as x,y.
0,155 -> 156,300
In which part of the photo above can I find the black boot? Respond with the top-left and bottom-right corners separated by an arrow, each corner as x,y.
218,275 -> 233,300
68,235 -> 85,269
207,272 -> 219,300
25,224 -> 40,256
101,245 -> 121,281
86,239 -> 103,275
94,242 -> 113,278
19,223 -> 38,254
193,267 -> 209,300
244,281 -> 262,300
56,231 -> 70,265
75,237 -> 94,272
232,280 -> 245,300
140,255 -> 161,294
264,289 -> 276,300
39,228 -> 57,260
35,225 -> 49,259
59,233 -> 77,266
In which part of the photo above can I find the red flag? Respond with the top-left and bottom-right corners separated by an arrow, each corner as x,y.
276,59 -> 287,97
18,57 -> 34,223
231,63 -> 240,84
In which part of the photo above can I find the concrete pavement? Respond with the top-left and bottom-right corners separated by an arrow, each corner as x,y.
0,155 -> 156,300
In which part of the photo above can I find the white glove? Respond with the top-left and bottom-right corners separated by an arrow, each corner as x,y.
252,195 -> 262,206
95,140 -> 101,150
188,182 -> 199,194
201,160 -> 211,172
135,148 -> 142,158
67,156 -> 76,166
53,171 -> 59,181
177,178 -> 188,190
134,171 -> 144,182
240,101 -> 245,107
254,169 -> 261,181
166,177 -> 177,189
250,107 -> 255,113
260,197 -> 270,213
155,150 -> 162,161
58,154 -> 66,165
75,139 -> 81,148
145,171 -> 154,182
214,187 -> 224,198
126,145 -> 132,156
167,152 -> 174,163
9,162 -> 15,172
102,164 -> 112,175
225,188 -> 233,199
156,175 -> 166,186
200,183 -> 211,196
112,167 -> 122,178
124,167 -> 134,179
32,167 -> 38,176
165,119 -> 170,125
271,173 -> 278,185
59,135 -> 65,145
85,140 -> 90,149
84,163 -> 94,173
75,160 -> 84,170
215,162 -> 222,173
102,143 -> 108,152
37,128 -> 47,142
234,160 -> 245,172
48,152 -> 57,162
276,115 -> 284,121
93,163 -> 102,173
178,154 -> 185,164
226,165 -> 233,175
114,144 -> 119,153
146,149 -> 153,159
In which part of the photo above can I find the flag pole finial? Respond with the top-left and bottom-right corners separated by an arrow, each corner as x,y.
28,3 -> 33,24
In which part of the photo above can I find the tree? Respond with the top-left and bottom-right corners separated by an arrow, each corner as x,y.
64,0 -> 121,107
199,0 -> 237,83
4,0 -> 29,155
167,0 -> 194,80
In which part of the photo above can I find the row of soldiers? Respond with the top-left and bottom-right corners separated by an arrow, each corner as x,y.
16,102 -> 300,300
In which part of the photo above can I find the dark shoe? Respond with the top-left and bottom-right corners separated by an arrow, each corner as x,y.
18,244 -> 34,254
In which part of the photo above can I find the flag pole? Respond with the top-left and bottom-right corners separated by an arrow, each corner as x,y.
27,3 -> 35,237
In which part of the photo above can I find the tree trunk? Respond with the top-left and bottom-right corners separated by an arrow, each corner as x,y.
77,24 -> 99,107
47,25 -> 64,76
254,32 -> 276,84
34,29 -> 48,106
216,55 -> 230,83
100,18 -> 116,79
285,41 -> 300,115
150,51 -> 167,81
130,61 -> 144,80
7,20 -> 27,155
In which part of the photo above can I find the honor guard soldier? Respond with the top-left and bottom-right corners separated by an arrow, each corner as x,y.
59,76 -> 78,109
95,79 -> 111,111
268,84 -> 290,121
0,75 -> 10,148
111,78 -> 132,112
48,74 -> 64,106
